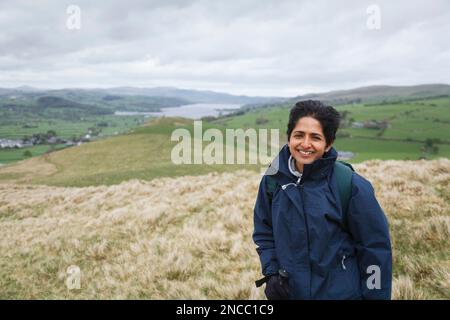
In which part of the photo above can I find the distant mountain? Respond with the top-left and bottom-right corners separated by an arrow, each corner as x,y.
0,86 -> 41,96
39,89 -> 191,112
104,86 -> 282,105
36,96 -> 109,114
0,88 -> 19,96
2,84 -> 449,110
0,95 -> 112,122
290,84 -> 450,105
14,85 -> 42,92
0,86 -> 284,109
0,86 -> 284,108
0,89 -> 193,113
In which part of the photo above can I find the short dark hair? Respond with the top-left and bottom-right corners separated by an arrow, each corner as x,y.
287,100 -> 341,146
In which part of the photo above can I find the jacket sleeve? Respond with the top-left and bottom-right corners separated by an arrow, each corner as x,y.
347,173 -> 392,300
253,175 -> 279,276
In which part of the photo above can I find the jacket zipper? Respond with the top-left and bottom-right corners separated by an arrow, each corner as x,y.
281,177 -> 301,190
299,183 -> 313,299
284,173 -> 350,273
281,176 -> 312,298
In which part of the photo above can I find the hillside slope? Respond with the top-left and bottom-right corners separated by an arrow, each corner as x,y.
0,117 -> 266,187
0,159 -> 449,299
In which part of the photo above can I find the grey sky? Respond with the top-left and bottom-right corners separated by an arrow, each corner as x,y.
0,0 -> 449,97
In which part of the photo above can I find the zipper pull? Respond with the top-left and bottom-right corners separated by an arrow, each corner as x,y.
341,255 -> 347,270
281,178 -> 302,190
281,182 -> 296,190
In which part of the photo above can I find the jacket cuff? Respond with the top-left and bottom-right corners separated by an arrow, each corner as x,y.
263,263 -> 280,277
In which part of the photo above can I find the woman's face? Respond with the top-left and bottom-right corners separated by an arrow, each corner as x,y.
288,116 -> 332,172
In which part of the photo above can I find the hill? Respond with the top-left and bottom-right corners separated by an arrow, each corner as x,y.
2,84 -> 449,165
0,86 -> 282,111
289,84 -> 450,105
214,96 -> 450,162
0,117 -> 264,187
0,159 -> 448,299
1,97 -> 449,187
104,86 -> 282,104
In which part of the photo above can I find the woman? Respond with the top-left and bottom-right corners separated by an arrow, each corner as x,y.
253,100 -> 392,300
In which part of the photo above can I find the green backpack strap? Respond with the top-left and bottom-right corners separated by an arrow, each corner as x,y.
333,161 -> 354,222
265,175 -> 278,202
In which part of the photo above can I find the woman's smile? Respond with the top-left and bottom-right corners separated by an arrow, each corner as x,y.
298,149 -> 315,157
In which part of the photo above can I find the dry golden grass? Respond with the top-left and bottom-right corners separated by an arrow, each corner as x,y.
0,158 -> 449,299
0,154 -> 58,184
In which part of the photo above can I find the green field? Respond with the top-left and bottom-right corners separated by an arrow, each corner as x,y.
0,145 -> 64,164
0,96 -> 449,187
0,117 -> 263,187
0,115 -> 151,164
333,137 -> 450,162
213,96 -> 450,161
0,115 -> 147,140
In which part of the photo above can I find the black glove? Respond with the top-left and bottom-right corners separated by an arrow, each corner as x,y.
264,272 -> 290,300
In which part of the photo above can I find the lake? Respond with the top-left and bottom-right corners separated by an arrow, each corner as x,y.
115,103 -> 242,119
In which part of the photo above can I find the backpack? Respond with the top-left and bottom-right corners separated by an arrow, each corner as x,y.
265,160 -> 354,222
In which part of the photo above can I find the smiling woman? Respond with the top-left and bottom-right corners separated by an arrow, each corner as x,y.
253,100 -> 393,300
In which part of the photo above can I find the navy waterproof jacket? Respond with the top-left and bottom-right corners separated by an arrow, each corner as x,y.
253,144 -> 392,299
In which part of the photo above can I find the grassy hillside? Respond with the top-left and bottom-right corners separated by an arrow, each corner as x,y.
0,159 -> 448,299
214,96 -> 450,162
0,88 -> 194,164
1,94 -> 449,186
0,117 -> 264,187
2,87 -> 449,168
0,114 -> 148,165
0,145 -> 66,164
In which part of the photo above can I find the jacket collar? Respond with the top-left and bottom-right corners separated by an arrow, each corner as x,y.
266,143 -> 338,183
288,155 -> 302,178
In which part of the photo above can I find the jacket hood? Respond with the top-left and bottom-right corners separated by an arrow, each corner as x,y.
266,143 -> 338,183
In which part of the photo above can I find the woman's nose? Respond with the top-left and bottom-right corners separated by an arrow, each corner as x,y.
301,137 -> 311,148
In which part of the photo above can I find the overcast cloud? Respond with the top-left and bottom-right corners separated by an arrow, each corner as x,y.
0,0 -> 449,96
